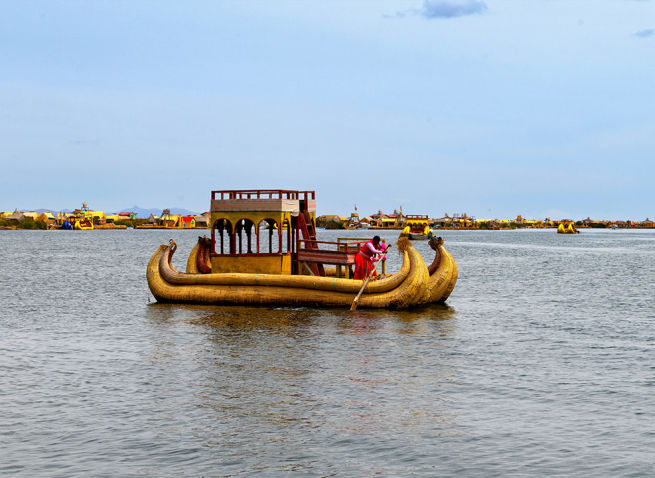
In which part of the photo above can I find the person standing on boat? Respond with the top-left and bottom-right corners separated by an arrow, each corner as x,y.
354,236 -> 386,280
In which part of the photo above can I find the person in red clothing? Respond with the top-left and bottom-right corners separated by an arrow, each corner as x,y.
354,236 -> 386,280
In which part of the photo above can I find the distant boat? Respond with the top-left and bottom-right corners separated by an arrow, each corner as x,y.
611,225 -> 618,230
73,217 -> 94,230
557,223 -> 579,234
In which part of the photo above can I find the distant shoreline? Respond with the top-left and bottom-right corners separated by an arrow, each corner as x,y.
0,226 -> 211,231
4,226 -> 654,232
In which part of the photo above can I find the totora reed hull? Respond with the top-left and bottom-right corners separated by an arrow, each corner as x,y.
426,236 -> 458,303
147,236 -> 457,309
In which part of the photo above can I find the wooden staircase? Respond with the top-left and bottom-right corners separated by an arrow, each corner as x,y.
298,202 -> 325,276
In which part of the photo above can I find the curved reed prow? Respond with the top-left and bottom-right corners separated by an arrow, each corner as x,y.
396,236 -> 410,254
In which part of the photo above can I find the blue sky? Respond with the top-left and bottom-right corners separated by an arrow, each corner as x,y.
1,0 -> 653,220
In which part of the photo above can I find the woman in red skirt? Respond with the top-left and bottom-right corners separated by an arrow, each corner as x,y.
354,236 -> 386,280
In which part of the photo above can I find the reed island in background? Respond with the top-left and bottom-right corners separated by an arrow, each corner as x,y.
1,203 -> 653,231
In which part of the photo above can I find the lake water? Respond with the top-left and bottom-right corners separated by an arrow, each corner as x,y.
1,228 -> 654,477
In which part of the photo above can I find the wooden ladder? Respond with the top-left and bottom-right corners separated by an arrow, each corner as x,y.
298,209 -> 325,277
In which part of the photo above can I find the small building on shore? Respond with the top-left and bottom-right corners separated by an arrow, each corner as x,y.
90,211 -> 106,225
159,210 -> 177,227
177,216 -> 195,228
345,212 -> 360,228
432,215 -> 454,228
37,212 -> 56,226
453,213 -> 476,228
317,215 -> 344,225
194,215 -> 210,228
5,210 -> 26,222
369,209 -> 405,228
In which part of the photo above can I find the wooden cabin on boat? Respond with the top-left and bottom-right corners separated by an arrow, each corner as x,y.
209,189 -> 381,278
405,215 -> 429,234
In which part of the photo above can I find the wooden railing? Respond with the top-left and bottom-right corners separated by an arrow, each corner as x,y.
297,238 -> 387,278
211,189 -> 315,201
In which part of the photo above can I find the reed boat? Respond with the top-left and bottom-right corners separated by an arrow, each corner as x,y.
557,222 -> 579,234
73,217 -> 94,230
146,189 -> 457,309
404,214 -> 430,240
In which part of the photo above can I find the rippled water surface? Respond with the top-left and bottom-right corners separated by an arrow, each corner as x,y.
2,228 -> 654,477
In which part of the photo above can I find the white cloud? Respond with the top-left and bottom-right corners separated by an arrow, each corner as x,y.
420,0 -> 488,19
387,0 -> 487,20
632,28 -> 654,38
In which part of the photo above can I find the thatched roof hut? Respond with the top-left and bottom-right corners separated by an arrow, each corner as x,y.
194,215 -> 210,227
37,212 -> 56,224
5,210 -> 25,221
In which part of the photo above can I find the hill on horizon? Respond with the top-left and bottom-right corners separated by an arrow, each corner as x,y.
35,208 -> 73,214
30,206 -> 200,217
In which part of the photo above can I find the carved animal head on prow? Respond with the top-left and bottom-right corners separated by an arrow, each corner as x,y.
428,236 -> 444,251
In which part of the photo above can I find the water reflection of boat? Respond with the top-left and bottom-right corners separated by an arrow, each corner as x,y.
146,189 -> 458,308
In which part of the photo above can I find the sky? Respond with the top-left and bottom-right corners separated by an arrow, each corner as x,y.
1,0 -> 653,220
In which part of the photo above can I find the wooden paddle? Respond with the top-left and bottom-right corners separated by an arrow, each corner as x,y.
350,245 -> 391,311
